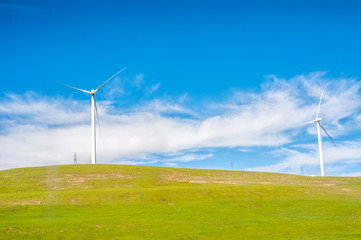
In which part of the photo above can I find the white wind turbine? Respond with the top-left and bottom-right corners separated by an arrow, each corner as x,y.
303,89 -> 336,176
57,67 -> 127,164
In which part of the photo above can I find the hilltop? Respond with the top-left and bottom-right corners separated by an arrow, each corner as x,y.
0,164 -> 361,239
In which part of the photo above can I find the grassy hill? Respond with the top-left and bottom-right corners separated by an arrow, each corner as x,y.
0,164 -> 360,239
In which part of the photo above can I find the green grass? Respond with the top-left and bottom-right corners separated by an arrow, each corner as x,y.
0,165 -> 360,239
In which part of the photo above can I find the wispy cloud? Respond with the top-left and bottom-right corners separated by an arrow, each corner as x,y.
1,72 -> 361,174
246,140 -> 361,176
159,153 -> 214,163
342,171 -> 361,177
147,82 -> 161,94
134,74 -> 145,90
103,73 -> 159,99
0,92 -> 89,127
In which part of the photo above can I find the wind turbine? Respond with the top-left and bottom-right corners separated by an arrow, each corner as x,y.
303,89 -> 336,176
57,67 -> 126,164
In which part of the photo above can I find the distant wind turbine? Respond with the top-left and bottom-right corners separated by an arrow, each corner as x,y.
57,67 -> 127,164
303,89 -> 336,176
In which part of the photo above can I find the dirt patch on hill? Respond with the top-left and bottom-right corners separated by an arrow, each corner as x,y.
161,172 -> 281,185
44,172 -> 136,190
340,188 -> 353,192
161,172 -> 347,187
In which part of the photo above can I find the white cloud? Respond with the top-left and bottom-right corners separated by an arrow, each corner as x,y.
1,72 -> 361,174
245,147 -> 317,174
163,162 -> 177,167
342,171 -> 361,177
134,74 -> 145,90
158,153 -> 214,163
238,148 -> 249,152
138,98 -> 196,116
0,92 -> 89,127
246,140 -> 361,176
147,82 -> 160,94
104,73 -> 157,99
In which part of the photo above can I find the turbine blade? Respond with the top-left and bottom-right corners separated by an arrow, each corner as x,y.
319,122 -> 336,147
301,119 -> 317,126
55,81 -> 91,94
95,67 -> 127,93
316,89 -> 324,118
94,98 -> 101,136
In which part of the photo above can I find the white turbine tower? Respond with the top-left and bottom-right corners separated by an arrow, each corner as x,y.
57,67 -> 126,164
304,89 -> 336,176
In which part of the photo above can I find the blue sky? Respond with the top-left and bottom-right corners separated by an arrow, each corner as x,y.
1,0 -> 361,176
